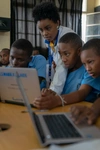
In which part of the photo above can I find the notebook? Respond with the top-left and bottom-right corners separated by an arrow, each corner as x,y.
16,71 -> 100,147
0,67 -> 41,105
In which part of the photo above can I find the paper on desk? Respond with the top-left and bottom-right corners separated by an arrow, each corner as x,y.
49,139 -> 100,150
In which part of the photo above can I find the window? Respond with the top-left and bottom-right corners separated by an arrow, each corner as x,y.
82,0 -> 87,42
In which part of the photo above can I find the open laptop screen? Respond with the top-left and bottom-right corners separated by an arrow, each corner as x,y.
0,67 -> 41,105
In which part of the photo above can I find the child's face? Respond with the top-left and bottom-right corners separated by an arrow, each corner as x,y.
9,47 -> 31,67
58,43 -> 80,69
0,51 -> 9,65
37,19 -> 59,42
81,49 -> 100,78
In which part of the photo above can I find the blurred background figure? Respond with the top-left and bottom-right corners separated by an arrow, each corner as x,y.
32,46 -> 40,56
32,46 -> 48,60
0,48 -> 10,67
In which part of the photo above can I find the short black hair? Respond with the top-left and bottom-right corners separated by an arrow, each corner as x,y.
59,32 -> 82,50
82,38 -> 100,56
11,39 -> 33,56
1,48 -> 10,53
32,2 -> 60,23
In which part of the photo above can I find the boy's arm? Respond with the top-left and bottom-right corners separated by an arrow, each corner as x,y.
91,97 -> 100,116
70,97 -> 100,125
33,84 -> 92,109
61,84 -> 92,104
63,71 -> 100,104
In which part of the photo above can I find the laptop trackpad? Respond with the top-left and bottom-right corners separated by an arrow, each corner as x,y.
66,113 -> 100,139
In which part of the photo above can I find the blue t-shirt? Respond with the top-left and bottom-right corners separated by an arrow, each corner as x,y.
28,55 -> 46,79
28,55 -> 46,89
82,71 -> 100,102
62,65 -> 85,94
62,65 -> 100,102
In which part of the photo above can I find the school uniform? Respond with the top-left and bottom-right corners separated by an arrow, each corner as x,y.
45,25 -> 74,94
62,65 -> 85,94
62,65 -> 100,103
82,72 -> 100,102
28,55 -> 46,89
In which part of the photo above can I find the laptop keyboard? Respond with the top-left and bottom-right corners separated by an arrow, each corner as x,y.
43,114 -> 82,139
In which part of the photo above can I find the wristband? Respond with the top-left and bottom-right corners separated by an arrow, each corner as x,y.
57,94 -> 67,106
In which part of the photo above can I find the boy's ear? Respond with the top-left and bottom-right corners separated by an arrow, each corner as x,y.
57,20 -> 60,26
77,47 -> 82,56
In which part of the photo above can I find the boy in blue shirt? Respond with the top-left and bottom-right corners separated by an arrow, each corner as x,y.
33,34 -> 100,109
70,38 -> 100,125
10,39 -> 46,89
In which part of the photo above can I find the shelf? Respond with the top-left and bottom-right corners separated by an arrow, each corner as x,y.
86,12 -> 100,25
85,12 -> 100,42
86,35 -> 100,37
86,24 -> 100,26
87,12 -> 100,15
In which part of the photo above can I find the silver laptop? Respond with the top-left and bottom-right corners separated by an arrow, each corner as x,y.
0,67 -> 41,105
16,71 -> 100,147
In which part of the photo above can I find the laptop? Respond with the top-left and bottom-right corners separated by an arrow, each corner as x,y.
0,67 -> 41,105
16,71 -> 100,147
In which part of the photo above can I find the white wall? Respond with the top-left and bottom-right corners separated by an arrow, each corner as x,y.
95,0 -> 100,7
0,0 -> 10,50
87,0 -> 95,12
87,0 -> 100,12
